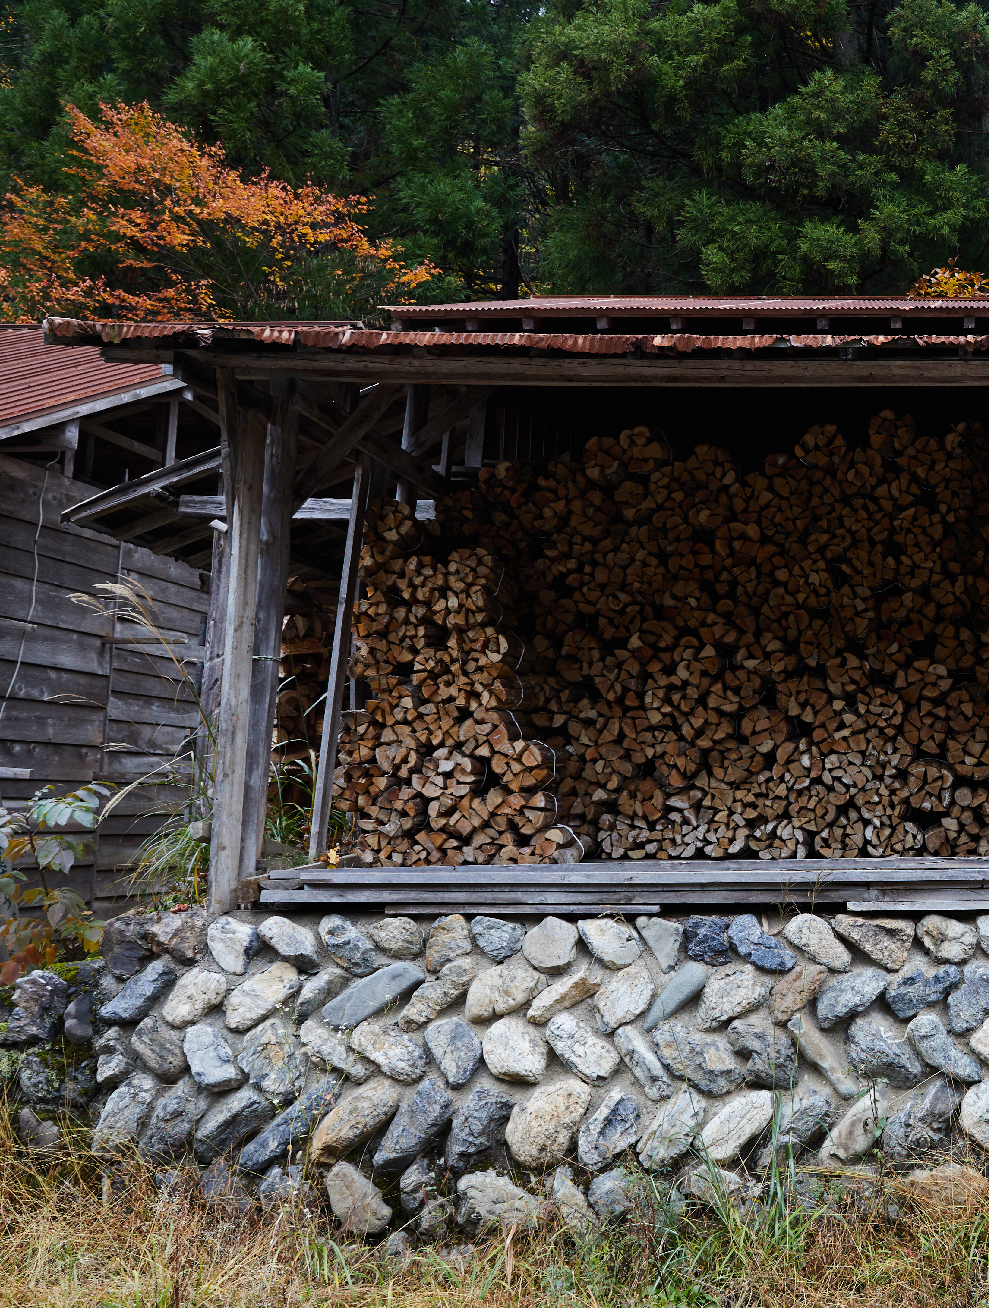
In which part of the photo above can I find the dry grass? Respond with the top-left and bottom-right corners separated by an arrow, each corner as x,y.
1,1105 -> 988,1308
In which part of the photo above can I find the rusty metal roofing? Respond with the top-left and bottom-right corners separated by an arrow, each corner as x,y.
383,294 -> 989,317
0,325 -> 167,425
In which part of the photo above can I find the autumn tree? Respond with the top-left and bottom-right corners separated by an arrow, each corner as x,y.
0,102 -> 437,322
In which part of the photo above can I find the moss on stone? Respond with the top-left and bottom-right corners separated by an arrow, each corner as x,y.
0,1045 -> 24,1084
47,962 -> 81,984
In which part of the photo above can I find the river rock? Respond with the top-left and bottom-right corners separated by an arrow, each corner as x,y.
237,1015 -> 307,1104
19,1054 -> 94,1110
578,919 -> 641,969
947,961 -> 989,1033
904,1162 -> 989,1209
446,1085 -> 516,1173
726,1018 -> 796,1088
815,967 -> 887,1028
350,1021 -> 427,1082
425,915 -> 472,972
206,917 -> 260,975
163,910 -> 210,966
294,967 -> 351,1022
92,1072 -> 161,1156
882,1077 -> 961,1164
697,964 -> 770,1029
614,1025 -> 675,1100
99,958 -> 177,1024
183,1023 -> 246,1092
455,1170 -> 542,1232
527,968 -> 600,1023
832,915 -> 914,970
399,1158 -> 434,1215
470,916 -> 525,962
959,1081 -> 989,1147
325,1161 -> 392,1235
906,1012 -> 982,1082
577,1087 -> 642,1170
637,1087 -> 705,1168
424,1017 -> 482,1087
373,1077 -> 454,1171
131,1014 -> 189,1081
642,965 -> 706,1034
139,1075 -> 208,1161
969,1015 -> 989,1064
755,1086 -> 834,1167
97,1051 -> 135,1089
684,916 -> 732,966
885,964 -> 961,1019
588,1168 -> 635,1220
465,955 -> 545,1022
320,962 -> 426,1029
366,917 -> 424,959
400,958 -> 478,1030
978,915 -> 989,955
318,915 -> 377,975
767,962 -> 829,1023
701,1089 -> 774,1163
522,917 -> 579,973
727,915 -> 797,972
199,1158 -> 252,1215
100,913 -> 152,978
782,914 -> 851,971
505,1078 -> 592,1168
546,1012 -> 620,1084
224,961 -> 301,1032
652,1021 -> 744,1095
636,917 -> 682,972
238,1072 -> 340,1177
819,1084 -> 891,1163
5,971 -> 70,1043
309,1079 -> 403,1162
845,1016 -> 925,1087
258,916 -> 321,972
160,967 -> 227,1027
594,963 -> 655,1033
299,1016 -> 373,1081
681,1165 -> 755,1208
193,1085 -> 275,1163
917,914 -> 977,964
482,1016 -> 547,1083
63,992 -> 94,1046
552,1165 -> 598,1238
787,1013 -> 861,1098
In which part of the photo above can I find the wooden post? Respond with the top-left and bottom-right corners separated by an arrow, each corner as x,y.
309,454 -> 372,862
238,380 -> 299,882
208,393 -> 267,913
196,523 -> 229,806
464,397 -> 487,467
395,384 -> 430,504
164,399 -> 179,466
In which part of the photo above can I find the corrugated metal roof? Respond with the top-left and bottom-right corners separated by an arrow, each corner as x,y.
0,326 -> 167,425
383,294 -> 989,317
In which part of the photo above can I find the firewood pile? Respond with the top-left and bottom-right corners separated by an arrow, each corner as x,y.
335,413 -> 989,864
273,576 -> 339,760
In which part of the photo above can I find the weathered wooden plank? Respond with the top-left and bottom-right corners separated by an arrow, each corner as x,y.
108,690 -> 200,728
0,659 -> 108,705
118,566 -> 210,616
111,667 -> 195,700
0,376 -> 184,439
846,899 -> 989,911
0,699 -> 105,746
0,620 -> 106,674
61,447 -> 222,523
0,566 -> 202,640
1,511 -> 122,573
103,716 -> 190,754
0,739 -> 100,780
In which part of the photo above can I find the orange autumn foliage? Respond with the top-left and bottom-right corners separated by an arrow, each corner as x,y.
0,102 -> 438,322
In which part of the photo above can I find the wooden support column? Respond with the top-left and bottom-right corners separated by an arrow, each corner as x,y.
395,384 -> 430,505
208,387 -> 267,913
464,397 -> 487,467
164,399 -> 179,466
309,454 -> 372,861
238,380 -> 299,883
196,523 -> 229,805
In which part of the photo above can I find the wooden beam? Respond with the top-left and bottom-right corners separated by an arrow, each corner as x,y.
356,425 -> 444,496
308,455 -> 372,861
164,399 -> 179,465
208,402 -> 267,913
111,507 -> 181,541
396,384 -> 430,505
239,379 -> 299,884
178,494 -> 436,521
60,447 -> 221,523
464,397 -> 487,466
151,523 -> 215,555
81,417 -> 163,465
292,383 -> 403,508
407,385 -> 495,457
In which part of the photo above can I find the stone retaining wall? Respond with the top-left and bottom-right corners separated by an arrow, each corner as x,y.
5,905 -> 989,1238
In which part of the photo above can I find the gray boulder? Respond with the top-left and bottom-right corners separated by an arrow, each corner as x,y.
882,1078 -> 961,1165
320,962 -> 425,1029
183,1023 -> 244,1092
325,1161 -> 392,1236
295,967 -> 351,1022
844,1017 -> 925,1088
236,1016 -> 307,1105
727,915 -> 797,971
726,1018 -> 797,1088
100,913 -> 152,978
906,1012 -> 982,1083
756,1087 -> 835,1167
239,1077 -> 341,1172
98,958 -> 177,1024
445,1085 -> 516,1173
587,1168 -> 635,1220
425,1017 -> 483,1087
63,992 -> 94,1045
470,916 -> 525,962
131,1014 -> 189,1081
652,1020 -> 744,1095
399,1157 -> 435,1215
684,916 -> 732,966
643,962 -> 709,1030
206,917 -> 260,975
4,971 -> 70,1043
577,1087 -> 642,1171
92,1072 -> 161,1157
372,1077 -> 455,1172
317,915 -> 377,975
885,964 -> 961,1019
815,968 -> 887,1029
194,1085 -> 275,1163
139,1076 -> 208,1161
947,961 -> 989,1034
258,916 -> 321,972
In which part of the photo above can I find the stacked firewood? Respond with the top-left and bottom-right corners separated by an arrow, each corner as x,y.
336,413 -> 989,862
272,576 -> 339,760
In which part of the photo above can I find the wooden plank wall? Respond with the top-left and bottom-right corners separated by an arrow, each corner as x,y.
0,452 -> 210,913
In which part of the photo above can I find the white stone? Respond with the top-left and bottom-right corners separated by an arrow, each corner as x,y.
960,1081 -> 989,1147
455,1170 -> 542,1229
527,968 -> 600,1024
577,919 -> 642,969
257,916 -> 321,972
366,917 -> 424,959
614,1025 -> 675,1101
350,1022 -> 427,1083
399,957 -> 478,1030
464,955 -> 546,1022
782,915 -> 851,971
546,1012 -> 620,1084
160,968 -> 227,1028
224,962 -> 301,1032
700,1090 -> 774,1163
183,1023 -> 245,1092
482,1016 -> 547,1083
819,1084 -> 891,1163
977,916 -> 989,956
207,917 -> 260,975
918,914 -> 978,964
505,1078 -> 592,1167
787,1013 -> 861,1099
325,1160 -> 392,1236
696,964 -> 769,1030
969,1016 -> 989,1064
299,1016 -> 373,1082
637,1088 -> 705,1169
521,917 -> 578,973
635,917 -> 682,972
593,964 -> 656,1034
